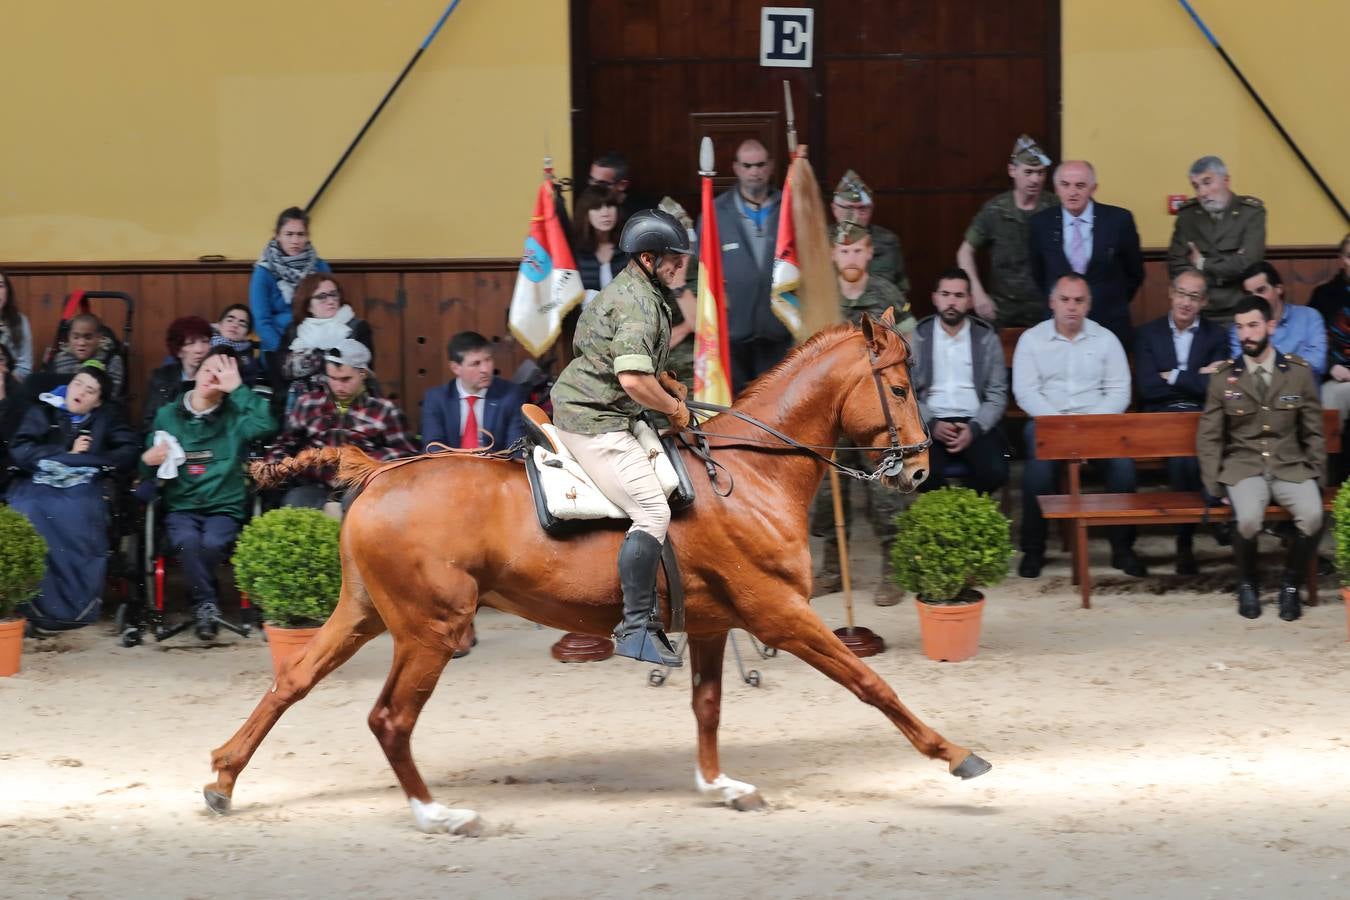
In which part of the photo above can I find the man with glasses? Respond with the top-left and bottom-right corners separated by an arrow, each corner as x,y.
587,151 -> 652,222
831,170 -> 908,295
1134,269 -> 1230,573
1168,156 -> 1266,324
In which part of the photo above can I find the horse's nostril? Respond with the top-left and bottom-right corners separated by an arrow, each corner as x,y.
912,469 -> 927,483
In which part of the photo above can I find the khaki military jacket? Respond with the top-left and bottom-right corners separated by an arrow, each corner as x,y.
964,189 -> 1058,326
1196,351 -> 1324,496
1167,195 -> 1266,316
838,275 -> 915,333
551,264 -> 673,435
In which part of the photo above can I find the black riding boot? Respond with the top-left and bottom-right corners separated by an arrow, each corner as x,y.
1278,530 -> 1318,622
1233,533 -> 1261,619
613,531 -> 682,667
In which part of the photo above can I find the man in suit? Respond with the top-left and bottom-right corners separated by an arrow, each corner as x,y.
695,138 -> 787,393
1134,268 -> 1231,573
421,331 -> 527,452
1029,160 -> 1144,346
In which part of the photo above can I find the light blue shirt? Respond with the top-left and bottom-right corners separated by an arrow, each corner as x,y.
1061,201 -> 1095,266
1228,302 -> 1327,379
1012,317 -> 1131,417
1166,313 -> 1199,385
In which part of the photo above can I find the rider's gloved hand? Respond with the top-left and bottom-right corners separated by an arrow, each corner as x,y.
658,370 -> 688,403
668,400 -> 692,431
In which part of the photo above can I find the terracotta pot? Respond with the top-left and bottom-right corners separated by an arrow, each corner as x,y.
1343,588 -> 1350,641
263,624 -> 321,676
0,617 -> 24,677
914,592 -> 985,662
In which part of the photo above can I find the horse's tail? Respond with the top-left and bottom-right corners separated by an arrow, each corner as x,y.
250,446 -> 384,490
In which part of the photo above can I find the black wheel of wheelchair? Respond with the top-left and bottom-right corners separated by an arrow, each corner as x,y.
120,628 -> 142,648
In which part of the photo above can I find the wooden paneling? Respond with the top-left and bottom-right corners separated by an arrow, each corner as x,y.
3,259 -> 520,434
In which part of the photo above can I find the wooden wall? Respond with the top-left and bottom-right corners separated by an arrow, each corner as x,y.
5,260 -> 523,431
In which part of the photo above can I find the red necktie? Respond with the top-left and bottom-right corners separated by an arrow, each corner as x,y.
461,396 -> 479,449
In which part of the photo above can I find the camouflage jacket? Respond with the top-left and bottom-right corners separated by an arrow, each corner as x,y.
964,189 -> 1058,326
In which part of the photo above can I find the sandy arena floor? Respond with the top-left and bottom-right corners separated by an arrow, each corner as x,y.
4,530 -> 1350,900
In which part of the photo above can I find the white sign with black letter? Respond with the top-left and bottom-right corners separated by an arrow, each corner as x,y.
760,7 -> 813,68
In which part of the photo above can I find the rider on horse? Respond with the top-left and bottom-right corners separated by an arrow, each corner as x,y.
549,209 -> 693,668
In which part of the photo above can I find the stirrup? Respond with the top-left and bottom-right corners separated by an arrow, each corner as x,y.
614,627 -> 683,667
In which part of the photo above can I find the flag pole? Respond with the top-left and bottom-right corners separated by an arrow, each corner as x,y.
1176,0 -> 1348,225
307,0 -> 462,214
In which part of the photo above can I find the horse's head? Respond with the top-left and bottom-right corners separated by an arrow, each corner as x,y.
839,308 -> 930,492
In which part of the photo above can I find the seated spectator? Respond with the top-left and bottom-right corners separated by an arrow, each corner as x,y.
251,206 -> 331,357
1230,262 -> 1326,379
1198,295 -> 1324,621
37,312 -> 126,397
212,303 -> 265,387
910,268 -> 1009,495
1312,233 -> 1350,432
0,344 -> 25,475
143,349 -> 276,640
0,270 -> 34,380
265,340 -> 416,509
6,364 -> 138,630
422,331 -> 527,452
273,273 -> 374,411
573,186 -> 629,297
142,316 -> 213,432
1134,268 -> 1230,573
1013,274 -> 1144,578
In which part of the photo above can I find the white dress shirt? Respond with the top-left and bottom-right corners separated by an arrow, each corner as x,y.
1012,318 -> 1131,417
456,379 -> 488,445
925,319 -> 981,419
1061,201 -> 1095,269
1166,313 -> 1199,384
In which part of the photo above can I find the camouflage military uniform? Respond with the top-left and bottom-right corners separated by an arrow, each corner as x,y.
865,224 -> 909,294
551,264 -> 672,435
963,190 -> 1058,327
1167,195 -> 1267,321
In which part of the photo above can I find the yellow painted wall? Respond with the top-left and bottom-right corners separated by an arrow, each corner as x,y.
0,1 -> 569,261
1063,0 -> 1349,246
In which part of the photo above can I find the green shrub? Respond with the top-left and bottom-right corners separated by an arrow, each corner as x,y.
231,508 -> 342,627
1334,488 -> 1350,587
890,486 -> 1012,603
0,507 -> 47,620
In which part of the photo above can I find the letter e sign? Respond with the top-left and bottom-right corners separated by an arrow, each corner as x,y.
760,7 -> 813,68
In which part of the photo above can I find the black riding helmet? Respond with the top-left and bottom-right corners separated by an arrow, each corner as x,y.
619,209 -> 692,256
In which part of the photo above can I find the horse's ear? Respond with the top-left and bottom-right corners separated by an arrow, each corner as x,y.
879,307 -> 897,327
860,312 -> 877,344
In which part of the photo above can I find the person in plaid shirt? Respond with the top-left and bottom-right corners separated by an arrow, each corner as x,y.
266,338 -> 418,509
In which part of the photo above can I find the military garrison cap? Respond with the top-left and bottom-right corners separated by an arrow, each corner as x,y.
1010,134 -> 1051,167
657,195 -> 694,232
833,169 -> 873,205
832,221 -> 870,245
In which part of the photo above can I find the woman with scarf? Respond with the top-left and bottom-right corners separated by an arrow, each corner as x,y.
212,303 -> 265,387
272,273 -> 374,412
0,270 -> 33,381
249,207 -> 331,359
7,363 -> 139,631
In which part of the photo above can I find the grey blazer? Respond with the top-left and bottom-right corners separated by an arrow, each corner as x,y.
909,315 -> 1008,437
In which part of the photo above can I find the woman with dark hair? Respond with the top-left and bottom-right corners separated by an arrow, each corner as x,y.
7,363 -> 139,631
0,270 -> 34,380
572,186 -> 628,295
142,316 -> 214,432
0,344 -> 25,473
273,273 -> 374,409
212,303 -> 264,386
250,206 -> 331,357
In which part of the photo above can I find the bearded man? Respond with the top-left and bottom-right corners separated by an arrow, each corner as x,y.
1168,156 -> 1267,324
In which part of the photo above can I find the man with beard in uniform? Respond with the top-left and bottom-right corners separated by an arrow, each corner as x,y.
812,222 -> 914,606
831,170 -> 909,296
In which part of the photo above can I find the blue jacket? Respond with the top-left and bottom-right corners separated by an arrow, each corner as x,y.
250,257 -> 332,353
1227,302 -> 1327,379
1028,202 -> 1144,345
421,377 -> 527,452
1134,314 -> 1230,409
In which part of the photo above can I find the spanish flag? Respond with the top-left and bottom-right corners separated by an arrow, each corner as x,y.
508,176 -> 584,357
694,173 -> 733,406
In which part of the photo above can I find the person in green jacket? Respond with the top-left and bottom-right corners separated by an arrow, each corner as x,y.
141,347 -> 275,640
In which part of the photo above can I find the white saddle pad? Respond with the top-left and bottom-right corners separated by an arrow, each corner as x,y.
533,421 -> 680,521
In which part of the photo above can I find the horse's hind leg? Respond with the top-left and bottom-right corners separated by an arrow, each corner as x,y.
203,585 -> 386,813
689,632 -> 763,810
742,595 -> 990,779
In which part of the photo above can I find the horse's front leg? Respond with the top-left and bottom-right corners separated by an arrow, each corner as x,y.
739,592 -> 991,779
688,632 -> 764,811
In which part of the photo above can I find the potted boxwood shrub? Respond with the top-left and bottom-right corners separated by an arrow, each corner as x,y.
1332,487 -> 1350,639
890,486 -> 1012,662
231,507 -> 342,674
0,507 -> 48,676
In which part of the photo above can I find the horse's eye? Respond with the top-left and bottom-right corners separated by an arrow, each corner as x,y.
889,385 -> 907,400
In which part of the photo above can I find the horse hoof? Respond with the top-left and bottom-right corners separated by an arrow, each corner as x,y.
951,752 -> 992,780
731,791 -> 767,812
203,787 -> 232,815
410,798 -> 483,836
452,814 -> 484,837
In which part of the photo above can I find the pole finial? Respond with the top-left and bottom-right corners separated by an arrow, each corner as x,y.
699,136 -> 715,177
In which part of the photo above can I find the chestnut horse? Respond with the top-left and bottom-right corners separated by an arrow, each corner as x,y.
204,310 -> 991,834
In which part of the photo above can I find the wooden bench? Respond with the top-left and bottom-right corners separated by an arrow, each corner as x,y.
1034,410 -> 1340,608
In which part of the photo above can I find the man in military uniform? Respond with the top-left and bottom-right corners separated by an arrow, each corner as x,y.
957,134 -> 1058,327
1197,294 -> 1324,621
657,196 -> 698,393
551,210 -> 693,665
1168,156 -> 1267,324
831,170 -> 909,296
812,222 -> 915,606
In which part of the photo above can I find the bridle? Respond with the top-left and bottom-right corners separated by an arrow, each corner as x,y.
682,332 -> 932,493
